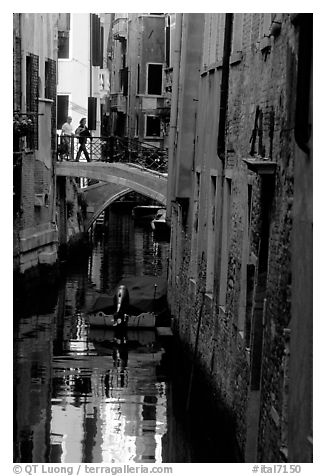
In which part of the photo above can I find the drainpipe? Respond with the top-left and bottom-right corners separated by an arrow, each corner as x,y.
166,13 -> 183,221
217,13 -> 233,163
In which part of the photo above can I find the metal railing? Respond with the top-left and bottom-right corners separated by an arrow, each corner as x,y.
57,135 -> 168,173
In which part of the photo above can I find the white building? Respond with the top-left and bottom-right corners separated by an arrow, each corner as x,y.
57,13 -> 111,137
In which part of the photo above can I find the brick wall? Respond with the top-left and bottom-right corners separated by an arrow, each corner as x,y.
167,13 -> 305,461
224,15 -> 297,461
13,14 -> 60,274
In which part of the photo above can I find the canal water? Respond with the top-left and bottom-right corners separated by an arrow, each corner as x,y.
13,206 -> 240,463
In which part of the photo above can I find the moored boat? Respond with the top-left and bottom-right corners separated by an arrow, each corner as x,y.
151,208 -> 170,236
88,311 -> 156,328
86,276 -> 168,329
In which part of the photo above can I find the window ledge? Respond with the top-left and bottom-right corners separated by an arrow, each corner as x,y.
205,292 -> 213,301
219,305 -> 226,318
230,51 -> 242,65
189,278 -> 196,288
224,168 -> 233,179
242,157 -> 277,175
205,292 -> 213,310
39,97 -> 54,104
200,60 -> 223,76
142,94 -> 164,99
260,36 -> 271,53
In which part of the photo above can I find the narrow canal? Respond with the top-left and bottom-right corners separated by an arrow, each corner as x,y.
14,204 -> 241,463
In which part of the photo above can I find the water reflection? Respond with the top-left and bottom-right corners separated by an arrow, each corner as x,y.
14,208 -> 170,463
49,323 -> 167,463
14,207 -> 240,463
89,208 -> 168,295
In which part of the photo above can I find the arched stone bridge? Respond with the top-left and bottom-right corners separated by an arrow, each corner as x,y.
55,161 -> 167,229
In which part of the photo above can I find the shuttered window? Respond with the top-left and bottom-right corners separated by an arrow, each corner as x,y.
147,64 -> 163,95
26,53 -> 39,149
57,95 -> 69,130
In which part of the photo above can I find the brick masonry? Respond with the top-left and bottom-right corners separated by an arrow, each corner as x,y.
167,14 -> 310,462
13,15 -> 60,275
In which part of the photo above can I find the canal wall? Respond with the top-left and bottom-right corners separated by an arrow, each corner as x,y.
168,206 -> 249,456
13,14 -> 59,276
56,176 -> 91,261
13,145 -> 59,275
167,14 -> 312,462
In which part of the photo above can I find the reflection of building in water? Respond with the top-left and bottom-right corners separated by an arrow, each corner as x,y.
49,340 -> 168,463
134,228 -> 145,276
14,313 -> 54,462
51,398 -> 84,463
89,240 -> 104,291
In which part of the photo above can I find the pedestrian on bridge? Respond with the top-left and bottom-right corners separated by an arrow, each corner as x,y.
75,118 -> 91,162
60,116 -> 74,160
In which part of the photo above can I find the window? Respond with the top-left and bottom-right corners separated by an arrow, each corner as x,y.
58,31 -> 70,59
147,64 -> 163,95
58,14 -> 70,59
165,16 -> 170,67
137,64 -> 140,94
91,14 -> 102,66
232,13 -> 243,54
145,115 -> 161,137
216,14 -> 226,62
120,67 -> 128,96
26,56 -> 32,112
260,13 -> 272,38
248,184 -> 252,234
57,95 -> 69,129
135,115 -> 139,137
26,54 -> 39,149
206,174 -> 217,293
190,171 -> 201,279
219,178 -> 232,306
45,59 -> 57,150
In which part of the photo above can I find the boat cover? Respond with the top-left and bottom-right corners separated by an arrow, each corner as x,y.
89,276 -> 167,314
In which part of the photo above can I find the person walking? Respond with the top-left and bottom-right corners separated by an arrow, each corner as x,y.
60,116 -> 74,160
75,118 -> 91,162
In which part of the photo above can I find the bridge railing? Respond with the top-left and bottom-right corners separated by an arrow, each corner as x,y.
57,135 -> 168,173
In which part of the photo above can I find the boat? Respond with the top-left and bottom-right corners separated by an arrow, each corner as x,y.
151,208 -> 170,235
88,311 -> 156,328
87,276 -> 168,329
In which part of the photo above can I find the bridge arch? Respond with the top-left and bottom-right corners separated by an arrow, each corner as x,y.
85,187 -> 132,230
56,162 -> 167,205
56,162 -> 167,229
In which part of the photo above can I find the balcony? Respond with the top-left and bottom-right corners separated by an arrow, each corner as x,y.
112,17 -> 128,41
110,93 -> 127,113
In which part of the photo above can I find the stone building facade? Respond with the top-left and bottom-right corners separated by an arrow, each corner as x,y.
13,13 -> 59,275
107,13 -> 171,148
167,13 -> 312,462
